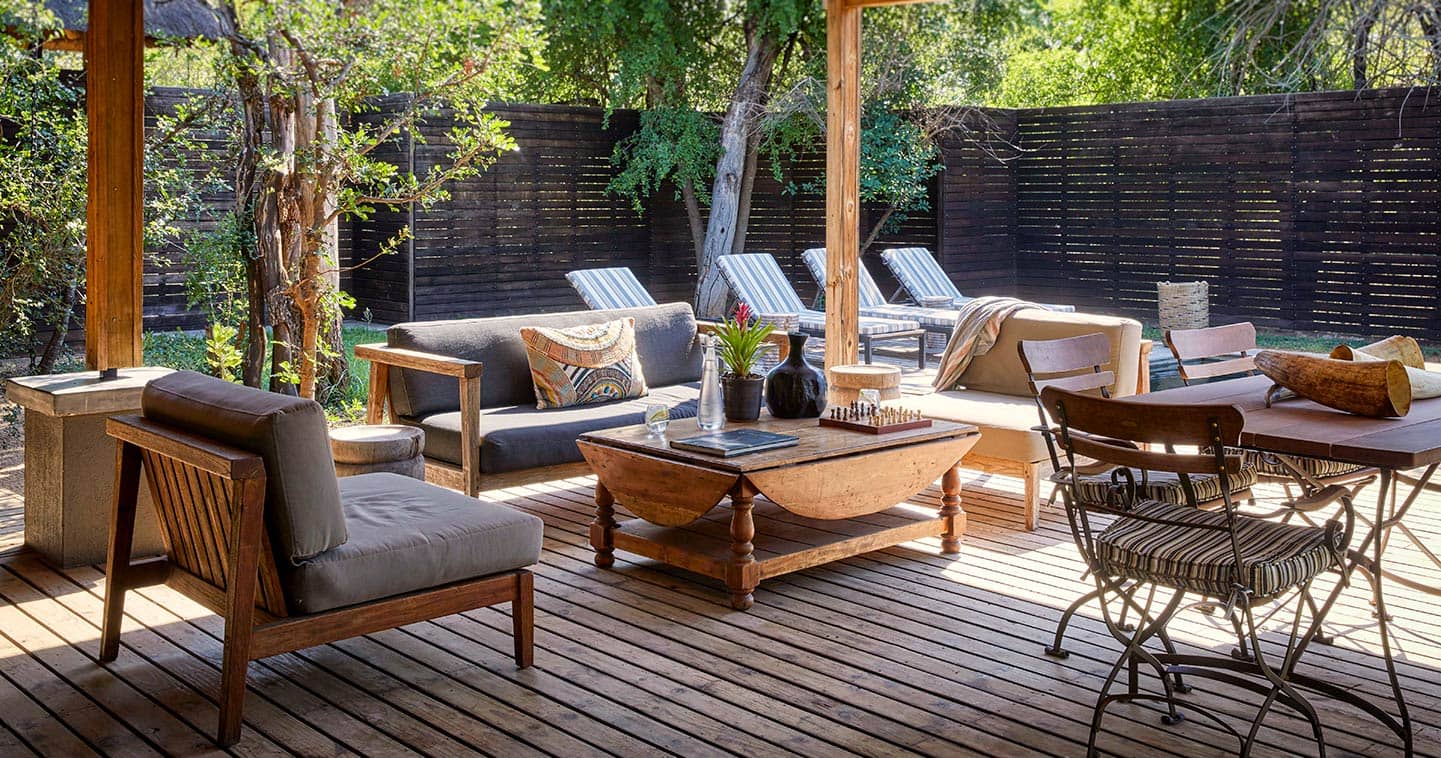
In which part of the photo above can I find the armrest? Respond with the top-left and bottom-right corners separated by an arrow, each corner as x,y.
355,343 -> 484,379
107,415 -> 266,481
695,322 -> 791,362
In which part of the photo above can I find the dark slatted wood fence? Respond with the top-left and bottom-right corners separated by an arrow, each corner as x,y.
1010,87 -> 1440,338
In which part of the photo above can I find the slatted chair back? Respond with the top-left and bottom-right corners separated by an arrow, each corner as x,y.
565,267 -> 658,311
800,248 -> 888,308
110,416 -> 290,618
1165,322 -> 1259,384
1018,333 -> 1118,472
1040,387 -> 1245,486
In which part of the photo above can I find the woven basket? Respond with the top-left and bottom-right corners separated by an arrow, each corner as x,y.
916,297 -> 954,352
1157,281 -> 1209,331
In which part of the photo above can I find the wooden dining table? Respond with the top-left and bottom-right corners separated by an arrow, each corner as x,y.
1135,373 -> 1441,752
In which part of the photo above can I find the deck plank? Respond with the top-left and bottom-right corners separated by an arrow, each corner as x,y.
1,434 -> 1438,757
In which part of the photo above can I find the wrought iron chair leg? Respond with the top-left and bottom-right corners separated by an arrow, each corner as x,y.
1044,586 -> 1101,659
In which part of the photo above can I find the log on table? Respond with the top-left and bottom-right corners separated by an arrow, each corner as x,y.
1329,335 -> 1426,369
1255,350 -> 1411,418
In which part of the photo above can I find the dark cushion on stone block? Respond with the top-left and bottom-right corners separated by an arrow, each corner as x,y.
387,303 -> 702,417
286,473 -> 543,613
410,382 -> 699,474
141,371 -> 347,563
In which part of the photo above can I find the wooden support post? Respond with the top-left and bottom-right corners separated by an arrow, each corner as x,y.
85,0 -> 146,372
824,0 -> 862,375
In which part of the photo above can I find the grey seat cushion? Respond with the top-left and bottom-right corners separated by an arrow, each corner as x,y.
388,302 -> 703,417
410,383 -> 699,474
286,473 -> 543,613
141,371 -> 347,563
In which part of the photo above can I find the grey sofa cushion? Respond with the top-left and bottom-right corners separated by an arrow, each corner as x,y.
410,382 -> 699,474
387,303 -> 702,417
286,473 -> 543,613
141,371 -> 347,563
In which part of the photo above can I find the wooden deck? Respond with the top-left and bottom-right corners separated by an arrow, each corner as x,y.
1,436 -> 1439,756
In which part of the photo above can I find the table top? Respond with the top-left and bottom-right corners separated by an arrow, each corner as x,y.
4,367 -> 174,417
1137,375 -> 1441,470
578,414 -> 979,474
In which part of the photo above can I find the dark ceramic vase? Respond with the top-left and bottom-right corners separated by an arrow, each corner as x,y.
764,333 -> 828,418
722,375 -> 764,421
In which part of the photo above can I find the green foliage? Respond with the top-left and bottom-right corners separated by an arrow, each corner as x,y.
608,108 -> 720,211
205,324 -> 244,382
142,325 -> 384,420
0,28 -> 87,368
712,303 -> 774,378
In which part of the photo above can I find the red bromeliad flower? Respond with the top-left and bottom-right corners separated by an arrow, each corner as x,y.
733,301 -> 754,326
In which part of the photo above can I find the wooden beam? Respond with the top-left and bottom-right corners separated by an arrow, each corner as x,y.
824,0 -> 862,376
85,0 -> 145,372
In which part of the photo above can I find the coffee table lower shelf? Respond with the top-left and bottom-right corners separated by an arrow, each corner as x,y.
598,498 -> 950,609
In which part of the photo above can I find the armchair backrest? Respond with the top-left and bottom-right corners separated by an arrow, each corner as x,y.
386,302 -> 703,417
955,309 -> 1143,398
141,371 -> 348,566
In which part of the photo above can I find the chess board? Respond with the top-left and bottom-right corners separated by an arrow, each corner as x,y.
819,403 -> 933,435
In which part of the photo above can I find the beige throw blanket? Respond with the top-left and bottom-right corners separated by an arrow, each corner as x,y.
932,296 -> 1043,390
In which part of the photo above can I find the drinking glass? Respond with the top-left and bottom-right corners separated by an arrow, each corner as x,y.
644,403 -> 670,436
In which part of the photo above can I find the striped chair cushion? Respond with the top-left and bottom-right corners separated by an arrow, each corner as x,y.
794,309 -> 921,336
566,268 -> 657,311
881,247 -> 965,304
1095,500 -> 1337,599
862,303 -> 958,331
1243,450 -> 1368,481
1070,465 -> 1258,508
800,248 -> 889,307
715,254 -> 809,314
799,248 -> 957,331
717,254 -> 920,335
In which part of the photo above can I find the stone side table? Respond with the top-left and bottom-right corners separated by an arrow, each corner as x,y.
5,367 -> 172,567
329,425 -> 426,480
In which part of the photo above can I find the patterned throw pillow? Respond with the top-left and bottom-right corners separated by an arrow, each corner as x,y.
520,318 -> 648,409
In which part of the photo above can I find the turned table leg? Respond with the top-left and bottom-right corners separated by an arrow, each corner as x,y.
940,463 -> 966,554
590,481 -> 616,568
728,483 -> 758,610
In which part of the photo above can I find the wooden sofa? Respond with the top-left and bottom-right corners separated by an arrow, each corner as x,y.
359,302 -> 787,496
904,309 -> 1150,530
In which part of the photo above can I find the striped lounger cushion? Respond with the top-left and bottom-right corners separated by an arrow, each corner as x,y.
716,254 -> 919,335
1095,499 -> 1338,599
881,247 -> 1075,313
1069,465 -> 1259,508
566,267 -> 657,310
799,249 -> 958,331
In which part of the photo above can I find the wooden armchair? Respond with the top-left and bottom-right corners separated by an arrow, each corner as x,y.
100,371 -> 542,747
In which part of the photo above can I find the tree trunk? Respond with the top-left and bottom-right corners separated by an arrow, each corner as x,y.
35,281 -> 77,374
694,24 -> 783,318
680,178 -> 705,264
233,64 -> 268,387
265,36 -> 299,395
860,207 -> 896,256
729,128 -> 761,256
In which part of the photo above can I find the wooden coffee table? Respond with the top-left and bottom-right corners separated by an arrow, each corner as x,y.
577,415 -> 980,609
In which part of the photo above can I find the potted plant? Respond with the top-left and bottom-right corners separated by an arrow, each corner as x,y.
712,302 -> 775,421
